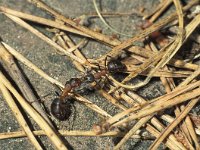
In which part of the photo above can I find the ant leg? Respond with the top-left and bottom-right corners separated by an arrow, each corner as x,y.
30,92 -> 54,104
104,55 -> 112,68
69,102 -> 77,130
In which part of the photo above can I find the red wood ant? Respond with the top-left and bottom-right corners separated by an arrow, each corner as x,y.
50,75 -> 97,120
50,56 -> 127,121
50,78 -> 81,121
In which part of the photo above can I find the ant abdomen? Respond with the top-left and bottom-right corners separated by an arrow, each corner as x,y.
51,98 -> 72,121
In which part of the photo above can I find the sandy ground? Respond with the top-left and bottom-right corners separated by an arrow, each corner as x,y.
0,0 -> 199,149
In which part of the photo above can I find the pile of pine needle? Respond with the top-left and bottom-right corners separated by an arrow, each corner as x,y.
0,0 -> 199,149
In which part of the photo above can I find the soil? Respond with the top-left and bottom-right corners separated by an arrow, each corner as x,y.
0,0 -> 199,150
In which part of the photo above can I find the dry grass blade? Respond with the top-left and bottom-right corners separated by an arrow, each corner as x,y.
109,90 -> 186,149
0,6 -> 90,38
0,130 -> 145,139
149,98 -> 199,150
179,66 -> 200,87
148,0 -> 173,22
74,95 -> 111,118
114,0 -> 185,90
183,116 -> 200,149
152,38 -> 193,149
168,59 -> 199,70
98,0 -> 199,61
52,31 -> 87,71
109,11 -> 200,93
0,42 -> 53,126
105,80 -> 200,127
146,124 -> 185,150
27,0 -> 120,46
99,90 -> 127,110
0,72 -> 68,150
114,115 -> 153,150
2,42 -> 64,88
0,82 -> 43,150
2,42 -> 110,118
150,117 -> 187,150
92,0 -> 132,37
28,0 -> 198,57
4,14 -> 85,64
126,65 -> 191,78
161,115 -> 200,149
112,85 -> 200,127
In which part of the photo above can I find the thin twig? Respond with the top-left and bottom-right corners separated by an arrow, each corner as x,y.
0,72 -> 68,150
0,82 -> 43,150
0,42 -> 53,127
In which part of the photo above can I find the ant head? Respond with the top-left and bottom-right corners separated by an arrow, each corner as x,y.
69,78 -> 81,88
107,59 -> 126,73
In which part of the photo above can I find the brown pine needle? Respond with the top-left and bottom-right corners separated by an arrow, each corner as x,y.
0,6 -> 90,38
0,130 -> 144,139
4,14 -> 85,64
2,42 -> 110,118
114,87 -> 200,128
149,98 -> 199,150
0,72 -> 68,150
114,115 -> 153,150
0,83 -> 43,150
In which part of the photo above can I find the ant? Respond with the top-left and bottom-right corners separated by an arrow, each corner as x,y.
50,76 -> 95,121
50,55 -> 127,121
50,78 -> 81,121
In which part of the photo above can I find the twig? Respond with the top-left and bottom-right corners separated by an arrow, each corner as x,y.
149,98 -> 199,150
0,42 -> 53,127
0,72 -> 68,150
0,130 -> 145,139
0,6 -> 90,38
2,42 -> 64,88
4,14 -> 86,64
114,115 -> 153,150
92,0 -> 132,37
2,42 -> 110,118
0,82 -> 43,150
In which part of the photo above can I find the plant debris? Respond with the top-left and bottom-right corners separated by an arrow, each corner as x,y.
0,0 -> 199,149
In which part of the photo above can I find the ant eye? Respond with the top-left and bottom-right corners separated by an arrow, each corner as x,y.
85,74 -> 95,82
